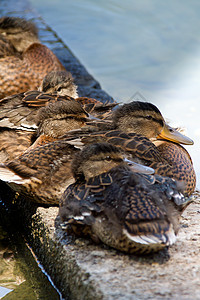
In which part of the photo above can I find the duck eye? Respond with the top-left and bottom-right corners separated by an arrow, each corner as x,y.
57,87 -> 62,92
105,156 -> 112,161
146,115 -> 152,120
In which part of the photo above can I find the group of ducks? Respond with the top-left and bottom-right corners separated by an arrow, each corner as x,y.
0,16 -> 196,254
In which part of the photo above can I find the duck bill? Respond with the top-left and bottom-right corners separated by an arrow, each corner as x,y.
124,158 -> 155,174
158,124 -> 194,145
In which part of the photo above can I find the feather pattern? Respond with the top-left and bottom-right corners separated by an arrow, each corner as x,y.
59,143 -> 191,254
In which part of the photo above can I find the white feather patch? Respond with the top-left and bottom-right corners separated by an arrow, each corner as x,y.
123,225 -> 176,246
0,167 -> 41,185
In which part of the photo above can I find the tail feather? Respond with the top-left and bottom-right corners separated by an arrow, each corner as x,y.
0,165 -> 32,184
123,224 -> 176,246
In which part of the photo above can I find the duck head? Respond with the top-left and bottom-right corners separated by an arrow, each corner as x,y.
39,70 -> 78,98
0,16 -> 40,52
112,101 -> 193,145
71,142 -> 154,181
36,100 -> 89,138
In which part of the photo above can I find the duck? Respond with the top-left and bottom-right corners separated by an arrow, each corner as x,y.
153,139 -> 196,197
28,99 -> 90,150
0,137 -> 154,205
0,68 -> 116,162
0,96 -> 90,162
111,101 -> 196,195
59,142 -> 191,254
0,16 -> 66,99
0,16 -> 117,116
0,139 -> 79,205
25,70 -> 118,114
0,99 -> 104,204
37,70 -> 78,99
0,34 -> 17,57
0,70 -> 84,162
61,101 -> 196,196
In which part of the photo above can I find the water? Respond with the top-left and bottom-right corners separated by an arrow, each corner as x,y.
0,224 -> 60,299
29,0 -> 200,188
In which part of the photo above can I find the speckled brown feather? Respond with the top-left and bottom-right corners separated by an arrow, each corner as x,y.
0,88 -> 79,162
0,92 -> 44,130
2,140 -> 79,205
61,129 -> 194,195
0,17 -> 65,98
23,91 -> 75,107
76,97 -> 118,119
61,100 -> 196,195
0,43 -> 65,99
0,130 -> 32,162
22,91 -> 117,120
0,92 -> 41,162
59,143 -> 188,254
153,141 -> 196,196
0,35 -> 17,57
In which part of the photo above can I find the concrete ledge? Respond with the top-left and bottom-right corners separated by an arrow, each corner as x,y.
1,182 -> 200,300
1,1 -> 200,299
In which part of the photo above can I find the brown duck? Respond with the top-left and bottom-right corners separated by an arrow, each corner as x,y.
59,142 -> 190,254
19,69 -> 118,119
0,98 -> 100,204
0,16 -> 66,99
0,139 -> 79,205
29,99 -> 90,150
0,70 -> 80,162
0,68 -> 116,162
0,135 -> 154,205
61,101 -> 196,196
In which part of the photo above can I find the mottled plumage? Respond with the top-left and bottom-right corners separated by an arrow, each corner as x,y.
0,35 -> 17,57
0,17 -> 65,99
0,140 -> 79,205
61,101 -> 196,195
0,71 -> 81,162
0,100 -> 102,204
77,97 -> 118,119
29,100 -> 89,149
59,143 -> 190,254
0,130 -> 150,206
153,140 -> 196,196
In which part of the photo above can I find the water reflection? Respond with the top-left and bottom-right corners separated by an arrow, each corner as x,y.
0,225 -> 24,297
0,225 -> 60,299
30,0 -> 199,188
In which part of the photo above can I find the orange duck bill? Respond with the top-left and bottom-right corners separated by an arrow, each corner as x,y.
158,124 -> 194,145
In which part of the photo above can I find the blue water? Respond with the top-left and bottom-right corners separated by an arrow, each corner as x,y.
30,0 -> 200,188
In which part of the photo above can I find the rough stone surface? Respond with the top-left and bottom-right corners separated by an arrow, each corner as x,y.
0,1 -> 200,300
1,183 -> 200,300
